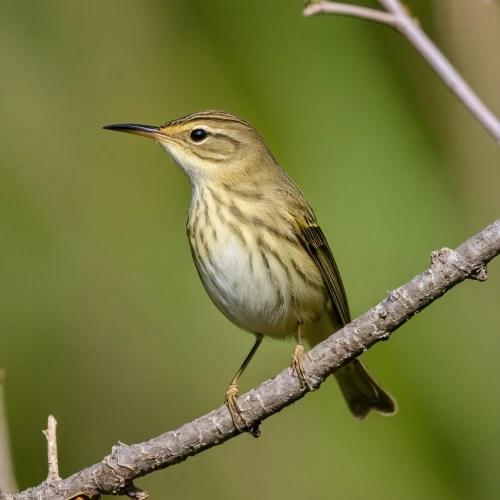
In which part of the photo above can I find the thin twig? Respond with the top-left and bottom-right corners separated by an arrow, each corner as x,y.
43,416 -> 61,485
303,2 -> 396,25
304,0 -> 500,144
1,219 -> 499,500
0,370 -> 18,493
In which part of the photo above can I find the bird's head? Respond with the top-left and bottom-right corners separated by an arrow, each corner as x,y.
103,111 -> 278,186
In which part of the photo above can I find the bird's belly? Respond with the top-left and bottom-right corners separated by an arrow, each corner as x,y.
190,227 -> 327,338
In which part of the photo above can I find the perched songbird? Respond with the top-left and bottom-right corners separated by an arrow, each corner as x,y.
103,111 -> 397,431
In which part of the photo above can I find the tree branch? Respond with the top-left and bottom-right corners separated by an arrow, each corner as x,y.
303,1 -> 500,144
1,219 -> 499,500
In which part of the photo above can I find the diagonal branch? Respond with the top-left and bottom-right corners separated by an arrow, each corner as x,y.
303,1 -> 500,144
1,219 -> 499,500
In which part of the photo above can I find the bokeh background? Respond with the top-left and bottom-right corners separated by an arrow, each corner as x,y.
1,1 -> 499,499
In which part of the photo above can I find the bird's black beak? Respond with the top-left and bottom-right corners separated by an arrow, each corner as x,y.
102,123 -> 163,140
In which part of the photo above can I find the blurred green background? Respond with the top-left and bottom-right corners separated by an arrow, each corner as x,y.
1,1 -> 499,499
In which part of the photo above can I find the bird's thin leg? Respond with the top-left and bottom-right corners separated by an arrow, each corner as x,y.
225,334 -> 263,433
291,323 -> 313,391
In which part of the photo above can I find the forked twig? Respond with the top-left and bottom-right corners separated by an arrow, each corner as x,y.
304,1 -> 500,144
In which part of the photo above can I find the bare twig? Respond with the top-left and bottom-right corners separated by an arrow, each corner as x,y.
304,1 -> 500,144
0,370 -> 17,493
0,219 -> 498,500
303,2 -> 396,25
43,416 -> 61,485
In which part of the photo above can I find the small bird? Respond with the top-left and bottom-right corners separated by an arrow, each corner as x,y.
103,111 -> 397,431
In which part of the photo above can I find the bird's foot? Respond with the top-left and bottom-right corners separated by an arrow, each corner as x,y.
225,383 -> 260,437
225,383 -> 246,431
291,344 -> 314,391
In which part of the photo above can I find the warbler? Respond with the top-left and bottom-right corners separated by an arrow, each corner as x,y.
103,111 -> 397,431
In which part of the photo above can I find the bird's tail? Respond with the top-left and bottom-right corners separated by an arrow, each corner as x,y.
334,359 -> 397,419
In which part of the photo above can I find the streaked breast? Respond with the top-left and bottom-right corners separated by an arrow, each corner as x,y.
186,186 -> 328,338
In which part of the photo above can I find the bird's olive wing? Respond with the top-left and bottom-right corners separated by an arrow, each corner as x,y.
297,218 -> 351,326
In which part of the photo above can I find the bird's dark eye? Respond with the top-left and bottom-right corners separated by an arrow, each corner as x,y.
190,129 -> 208,142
